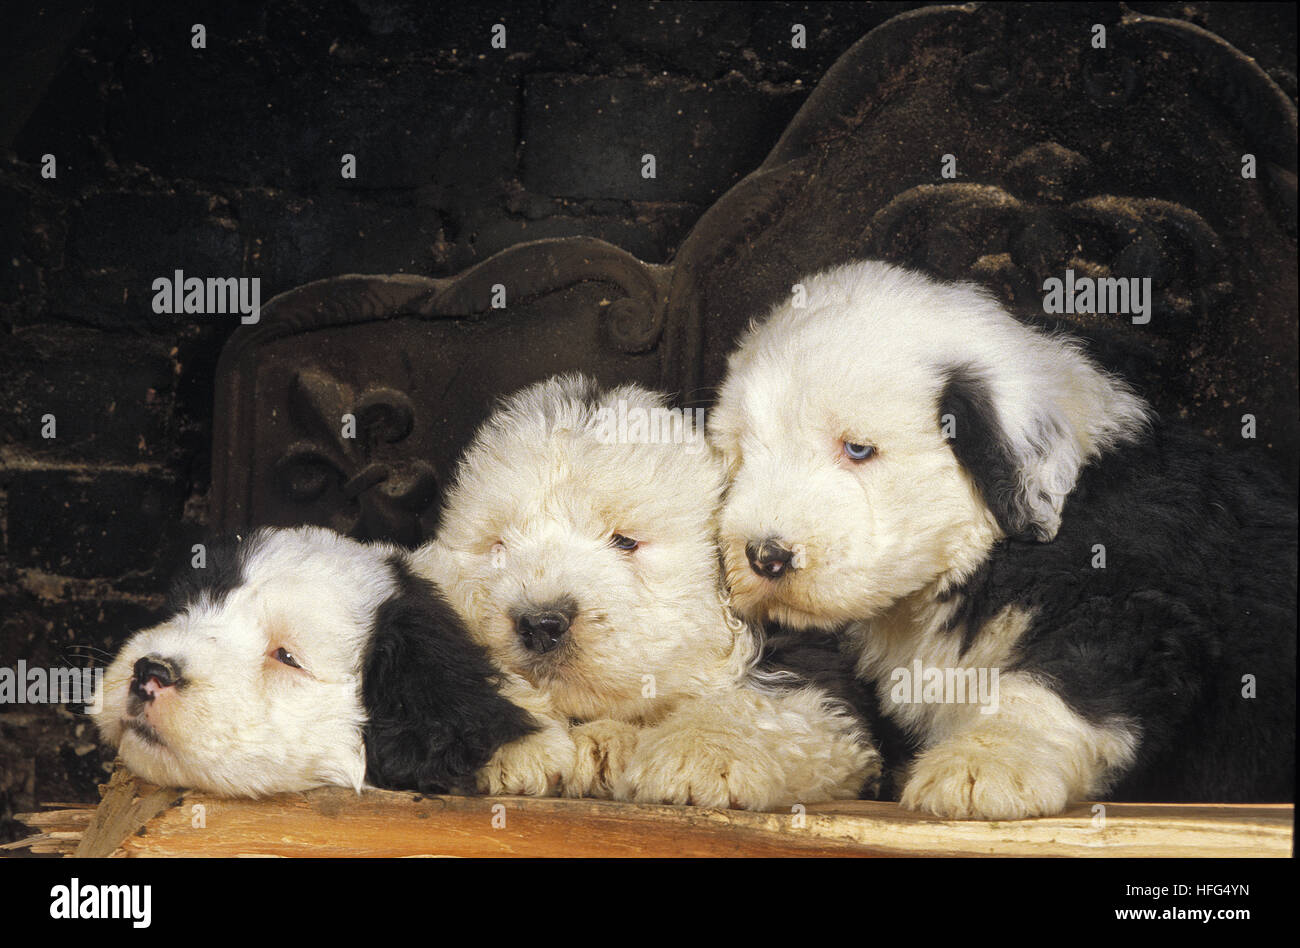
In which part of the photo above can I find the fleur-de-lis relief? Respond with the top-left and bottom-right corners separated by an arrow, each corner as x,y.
273,368 -> 438,545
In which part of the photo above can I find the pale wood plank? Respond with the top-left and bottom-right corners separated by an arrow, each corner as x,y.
13,769 -> 1292,858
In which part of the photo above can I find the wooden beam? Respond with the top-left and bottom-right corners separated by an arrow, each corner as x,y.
14,770 -> 1292,857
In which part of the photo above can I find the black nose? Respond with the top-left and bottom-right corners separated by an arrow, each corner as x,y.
130,656 -> 181,701
516,609 -> 573,654
746,538 -> 795,578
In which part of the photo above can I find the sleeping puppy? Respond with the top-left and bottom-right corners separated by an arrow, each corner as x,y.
710,259 -> 1296,819
417,374 -> 881,809
92,526 -> 535,797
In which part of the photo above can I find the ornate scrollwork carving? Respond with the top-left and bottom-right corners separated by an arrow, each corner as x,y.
865,144 -> 1232,327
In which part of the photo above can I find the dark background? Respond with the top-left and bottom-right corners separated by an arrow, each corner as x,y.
1,1 -> 1295,843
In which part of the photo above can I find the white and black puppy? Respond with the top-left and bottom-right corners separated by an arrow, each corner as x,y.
92,526 -> 535,797
711,259 -> 1296,819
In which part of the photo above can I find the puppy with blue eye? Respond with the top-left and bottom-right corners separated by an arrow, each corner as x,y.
417,374 -> 882,809
92,526 -> 535,797
710,260 -> 1296,819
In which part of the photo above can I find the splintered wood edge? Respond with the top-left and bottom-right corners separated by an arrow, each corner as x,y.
71,765 -> 186,858
13,809 -> 94,828
12,771 -> 1291,857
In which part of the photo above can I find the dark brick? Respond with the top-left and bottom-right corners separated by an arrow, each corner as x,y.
0,327 -> 178,465
4,469 -> 186,579
0,588 -> 162,673
1,705 -> 115,842
542,1 -> 908,82
0,177 -> 68,326
109,53 -> 519,193
66,190 -> 241,276
239,190 -> 452,292
50,190 -> 244,331
327,70 -> 520,193
0,188 -> 40,313
745,2 -> 922,81
12,50 -> 112,193
522,73 -> 805,203
290,2 -> 548,67
549,0 -> 755,78
1,177 -> 68,273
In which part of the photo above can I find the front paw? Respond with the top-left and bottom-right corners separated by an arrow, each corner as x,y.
900,738 -> 1071,820
566,720 -> 641,799
476,725 -> 576,797
614,726 -> 783,810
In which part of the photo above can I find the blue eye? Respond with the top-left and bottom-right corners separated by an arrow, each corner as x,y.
611,533 -> 640,551
843,441 -> 876,461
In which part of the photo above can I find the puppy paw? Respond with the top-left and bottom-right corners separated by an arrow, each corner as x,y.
614,726 -> 784,810
900,739 -> 1071,820
476,724 -> 576,797
566,719 -> 641,799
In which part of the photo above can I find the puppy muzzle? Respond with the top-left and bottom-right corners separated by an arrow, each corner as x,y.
745,538 -> 799,579
514,604 -> 576,654
130,655 -> 183,702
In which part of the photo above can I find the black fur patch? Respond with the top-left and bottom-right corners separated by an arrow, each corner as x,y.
937,422 -> 1296,802
163,531 -> 266,618
362,557 -> 537,794
938,364 -> 1042,541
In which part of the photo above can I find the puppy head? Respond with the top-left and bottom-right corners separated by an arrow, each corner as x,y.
93,526 -> 533,796
710,261 -> 1149,629
92,527 -> 387,795
428,374 -> 737,721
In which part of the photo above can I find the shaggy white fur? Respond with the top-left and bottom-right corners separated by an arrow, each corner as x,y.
417,374 -> 880,809
711,260 -> 1150,819
92,527 -> 395,796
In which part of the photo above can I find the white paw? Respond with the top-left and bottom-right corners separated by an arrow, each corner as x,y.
476,724 -> 576,797
614,725 -> 785,810
900,739 -> 1071,820
566,719 -> 642,799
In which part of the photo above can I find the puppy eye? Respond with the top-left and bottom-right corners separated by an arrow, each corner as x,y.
273,647 -> 303,669
610,533 -> 640,552
843,441 -> 877,462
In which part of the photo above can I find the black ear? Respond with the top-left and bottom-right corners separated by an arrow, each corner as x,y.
362,558 -> 536,793
164,530 -> 266,618
938,365 -> 1044,542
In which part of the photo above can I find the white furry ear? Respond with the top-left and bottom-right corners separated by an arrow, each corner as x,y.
938,337 -> 1149,542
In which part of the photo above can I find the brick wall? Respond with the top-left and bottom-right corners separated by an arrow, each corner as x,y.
0,1 -> 1294,841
